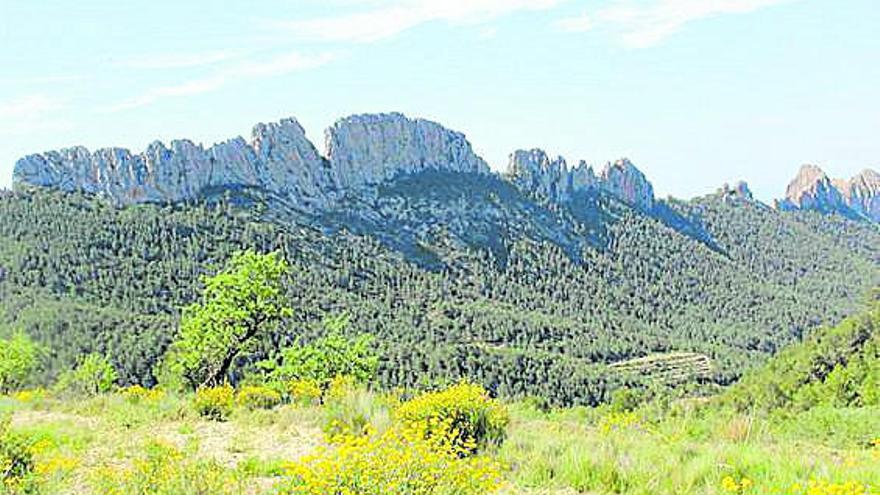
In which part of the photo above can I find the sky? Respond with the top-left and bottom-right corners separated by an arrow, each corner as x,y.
0,0 -> 878,201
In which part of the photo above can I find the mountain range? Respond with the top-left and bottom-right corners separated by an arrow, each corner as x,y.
2,112 -> 879,405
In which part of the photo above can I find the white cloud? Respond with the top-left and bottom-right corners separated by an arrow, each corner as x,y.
559,0 -> 799,47
104,51 -> 337,112
0,95 -> 63,119
104,77 -> 226,112
276,0 -> 561,43
123,50 -> 243,70
0,94 -> 71,135
557,13 -> 593,32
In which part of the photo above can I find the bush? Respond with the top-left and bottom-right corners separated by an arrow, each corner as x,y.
322,381 -> 391,441
1,417 -> 38,494
118,384 -> 165,404
236,385 -> 282,410
287,379 -> 322,406
273,429 -> 503,495
194,384 -> 234,420
90,439 -> 242,494
396,382 -> 509,456
257,315 -> 378,387
54,353 -> 117,397
0,333 -> 40,394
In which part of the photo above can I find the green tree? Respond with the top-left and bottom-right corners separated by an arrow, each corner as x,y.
55,353 -> 118,396
161,250 -> 292,390
258,314 -> 378,386
0,332 -> 40,393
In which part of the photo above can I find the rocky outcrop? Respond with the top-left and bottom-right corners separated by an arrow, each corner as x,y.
777,164 -> 879,221
718,181 -> 753,201
840,169 -> 880,222
599,159 -> 655,211
325,113 -> 489,189
507,149 -> 596,203
778,165 -> 848,213
13,118 -> 329,208
13,113 -> 491,210
506,150 -> 654,210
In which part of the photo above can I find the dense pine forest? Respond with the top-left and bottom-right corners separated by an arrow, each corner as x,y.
1,184 -> 877,405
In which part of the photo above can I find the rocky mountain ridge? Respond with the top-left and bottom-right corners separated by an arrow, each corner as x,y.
12,112 -> 878,225
778,164 -> 880,221
13,112 -> 652,213
13,113 -> 491,212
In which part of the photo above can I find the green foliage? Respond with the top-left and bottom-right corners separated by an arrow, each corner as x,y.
322,377 -> 392,439
54,353 -> 117,397
1,187 -> 878,405
0,416 -> 38,494
0,333 -> 40,394
193,384 -> 234,421
258,314 -> 378,388
396,382 -> 510,455
160,250 -> 292,390
235,385 -> 281,410
724,302 -> 880,411
89,439 -> 243,494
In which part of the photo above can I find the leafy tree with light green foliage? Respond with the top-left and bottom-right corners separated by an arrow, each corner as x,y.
55,353 -> 118,396
160,250 -> 292,390
258,314 -> 378,386
0,332 -> 40,393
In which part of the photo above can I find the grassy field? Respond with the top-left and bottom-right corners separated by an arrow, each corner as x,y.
2,386 -> 878,495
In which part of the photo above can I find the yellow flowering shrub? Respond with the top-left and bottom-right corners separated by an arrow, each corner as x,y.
1,417 -> 38,494
396,382 -> 509,456
11,388 -> 48,404
89,439 -> 242,494
721,475 -> 754,493
193,384 -> 234,420
273,429 -> 504,495
287,379 -> 322,406
236,385 -> 282,410
119,384 -> 165,403
597,411 -> 642,435
785,480 -> 879,495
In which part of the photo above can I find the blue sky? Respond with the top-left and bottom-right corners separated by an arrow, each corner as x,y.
1,0 -> 878,201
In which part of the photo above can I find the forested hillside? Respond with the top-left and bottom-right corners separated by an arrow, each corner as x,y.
724,290 -> 879,410
1,184 -> 878,405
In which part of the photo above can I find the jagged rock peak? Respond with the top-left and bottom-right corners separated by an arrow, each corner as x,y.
778,164 -> 878,221
599,159 -> 655,210
507,149 -> 595,203
325,112 -> 490,189
719,181 -> 753,201
13,112 -> 491,209
506,151 -> 654,210
13,117 -> 328,208
840,168 -> 880,221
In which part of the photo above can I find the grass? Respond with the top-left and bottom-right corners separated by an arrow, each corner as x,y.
1,390 -> 879,494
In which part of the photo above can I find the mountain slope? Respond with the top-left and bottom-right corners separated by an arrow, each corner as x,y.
3,112 -> 880,405
724,293 -> 879,410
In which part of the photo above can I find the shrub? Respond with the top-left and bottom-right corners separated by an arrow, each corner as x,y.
287,379 -> 322,406
118,384 -> 165,403
54,353 -> 117,397
236,385 -> 282,410
194,384 -> 234,420
396,382 -> 509,456
0,417 -> 38,494
322,383 -> 391,441
273,429 -> 503,495
0,333 -> 40,394
89,439 -> 242,494
257,314 -> 378,387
